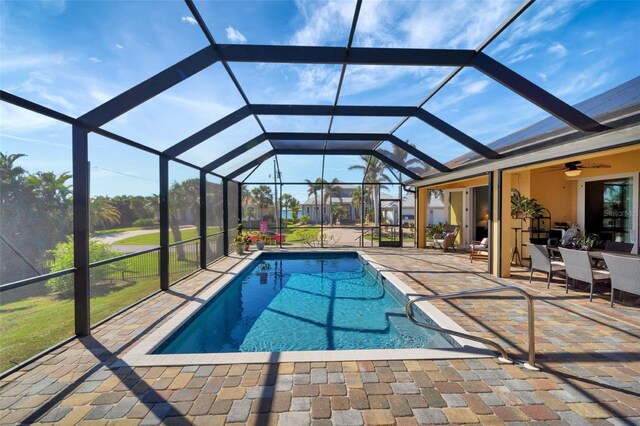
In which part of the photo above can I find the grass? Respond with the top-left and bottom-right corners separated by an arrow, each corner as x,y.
116,226 -> 222,245
0,250 -> 202,373
92,226 -> 145,235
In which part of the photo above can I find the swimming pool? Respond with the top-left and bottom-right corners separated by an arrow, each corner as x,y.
155,252 -> 453,354
123,251 -> 491,366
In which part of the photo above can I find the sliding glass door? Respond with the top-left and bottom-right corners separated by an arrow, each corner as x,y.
585,177 -> 633,243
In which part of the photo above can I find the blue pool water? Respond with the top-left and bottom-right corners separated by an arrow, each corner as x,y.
156,252 -> 454,354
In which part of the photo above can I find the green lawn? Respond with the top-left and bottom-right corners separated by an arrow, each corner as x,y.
116,226 -> 222,245
93,226 -> 146,235
0,249 -> 202,373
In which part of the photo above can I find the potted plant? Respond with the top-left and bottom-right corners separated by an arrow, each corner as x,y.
233,233 -> 245,254
255,233 -> 269,250
511,193 -> 545,229
575,233 -> 600,251
243,234 -> 252,252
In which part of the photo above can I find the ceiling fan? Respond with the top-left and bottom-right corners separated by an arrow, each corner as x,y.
547,161 -> 611,177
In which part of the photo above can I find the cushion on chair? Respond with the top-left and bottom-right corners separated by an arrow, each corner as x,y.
593,270 -> 610,281
550,260 -> 565,271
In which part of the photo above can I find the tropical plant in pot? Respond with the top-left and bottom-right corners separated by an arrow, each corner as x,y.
255,233 -> 271,250
511,193 -> 545,225
575,233 -> 600,251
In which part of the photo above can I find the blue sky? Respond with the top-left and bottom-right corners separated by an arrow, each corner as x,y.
1,0 -> 639,203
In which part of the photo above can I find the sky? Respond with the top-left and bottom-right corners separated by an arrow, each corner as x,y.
1,0 -> 639,204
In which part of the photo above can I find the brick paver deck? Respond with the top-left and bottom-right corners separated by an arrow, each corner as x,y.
1,248 -> 638,425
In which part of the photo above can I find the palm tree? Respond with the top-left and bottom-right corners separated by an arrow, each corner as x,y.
290,198 -> 300,223
349,156 -> 392,224
281,193 -> 292,227
351,186 -> 362,224
90,197 -> 121,230
379,142 -> 427,179
305,178 -> 322,223
323,178 -> 343,225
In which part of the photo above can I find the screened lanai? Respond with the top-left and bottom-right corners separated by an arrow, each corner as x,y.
1,0 -> 639,380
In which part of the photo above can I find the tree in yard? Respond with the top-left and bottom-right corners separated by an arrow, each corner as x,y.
289,197 -> 300,223
281,193 -> 293,227
305,178 -> 322,223
351,186 -> 362,224
90,196 -> 121,231
323,178 -> 343,225
250,185 -> 273,222
350,156 -> 391,224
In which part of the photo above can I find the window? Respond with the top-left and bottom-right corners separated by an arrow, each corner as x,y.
585,177 -> 633,243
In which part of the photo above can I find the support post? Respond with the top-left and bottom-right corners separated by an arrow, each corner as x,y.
487,171 -> 494,275
160,156 -> 169,290
238,183 -> 242,230
200,170 -> 207,269
361,183 -> 365,247
72,126 -> 90,336
223,178 -> 229,256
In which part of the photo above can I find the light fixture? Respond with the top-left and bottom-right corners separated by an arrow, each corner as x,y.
565,169 -> 582,177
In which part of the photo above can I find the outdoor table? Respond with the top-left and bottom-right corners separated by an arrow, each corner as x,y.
549,247 -> 639,269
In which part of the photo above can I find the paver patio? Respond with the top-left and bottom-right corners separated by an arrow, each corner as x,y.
1,248 -> 638,425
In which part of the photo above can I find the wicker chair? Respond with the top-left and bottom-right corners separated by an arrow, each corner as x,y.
527,244 -> 565,288
559,248 -> 610,301
602,253 -> 640,307
433,225 -> 459,252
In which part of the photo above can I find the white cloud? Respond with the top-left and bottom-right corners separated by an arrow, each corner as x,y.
547,42 -> 568,57
462,80 -> 490,96
115,43 -> 124,49
88,57 -> 101,63
225,26 -> 247,44
537,72 -> 548,82
181,16 -> 197,25
0,53 -> 64,71
291,0 -> 356,46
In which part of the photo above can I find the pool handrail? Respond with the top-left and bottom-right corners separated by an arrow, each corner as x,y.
405,285 -> 539,370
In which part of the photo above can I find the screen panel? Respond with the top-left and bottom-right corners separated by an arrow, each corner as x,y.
485,0 -> 640,108
0,1 -> 208,116
0,103 -> 72,285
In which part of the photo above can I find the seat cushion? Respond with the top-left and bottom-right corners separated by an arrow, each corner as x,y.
593,270 -> 610,281
470,244 -> 487,251
550,260 -> 565,271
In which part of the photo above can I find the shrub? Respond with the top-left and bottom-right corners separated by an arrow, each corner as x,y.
299,215 -> 310,225
291,228 -> 320,246
132,218 -> 157,227
47,238 -> 123,296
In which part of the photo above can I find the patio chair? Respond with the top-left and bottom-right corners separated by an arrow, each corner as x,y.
602,253 -> 640,307
604,241 -> 634,253
469,238 -> 488,263
559,248 -> 610,302
527,244 -> 565,288
433,225 -> 459,252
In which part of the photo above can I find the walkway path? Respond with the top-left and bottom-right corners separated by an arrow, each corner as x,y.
93,226 -> 196,245
1,248 -> 638,424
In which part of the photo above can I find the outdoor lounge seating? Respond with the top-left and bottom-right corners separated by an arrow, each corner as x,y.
527,244 -> 565,288
559,248 -> 610,301
433,225 -> 459,252
602,253 -> 640,307
469,238 -> 489,262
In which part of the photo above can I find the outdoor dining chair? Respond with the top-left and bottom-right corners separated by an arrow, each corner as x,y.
527,244 -> 565,288
602,253 -> 640,307
559,248 -> 610,301
604,241 -> 634,253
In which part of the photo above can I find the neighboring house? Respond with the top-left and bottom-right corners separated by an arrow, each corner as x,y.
301,183 -> 358,224
427,195 -> 445,225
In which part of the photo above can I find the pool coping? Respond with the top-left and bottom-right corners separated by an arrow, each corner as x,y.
119,250 -> 494,367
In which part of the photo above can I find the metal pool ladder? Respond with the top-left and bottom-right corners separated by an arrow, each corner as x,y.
405,285 -> 539,371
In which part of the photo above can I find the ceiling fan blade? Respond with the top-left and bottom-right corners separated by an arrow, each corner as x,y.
580,163 -> 611,169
